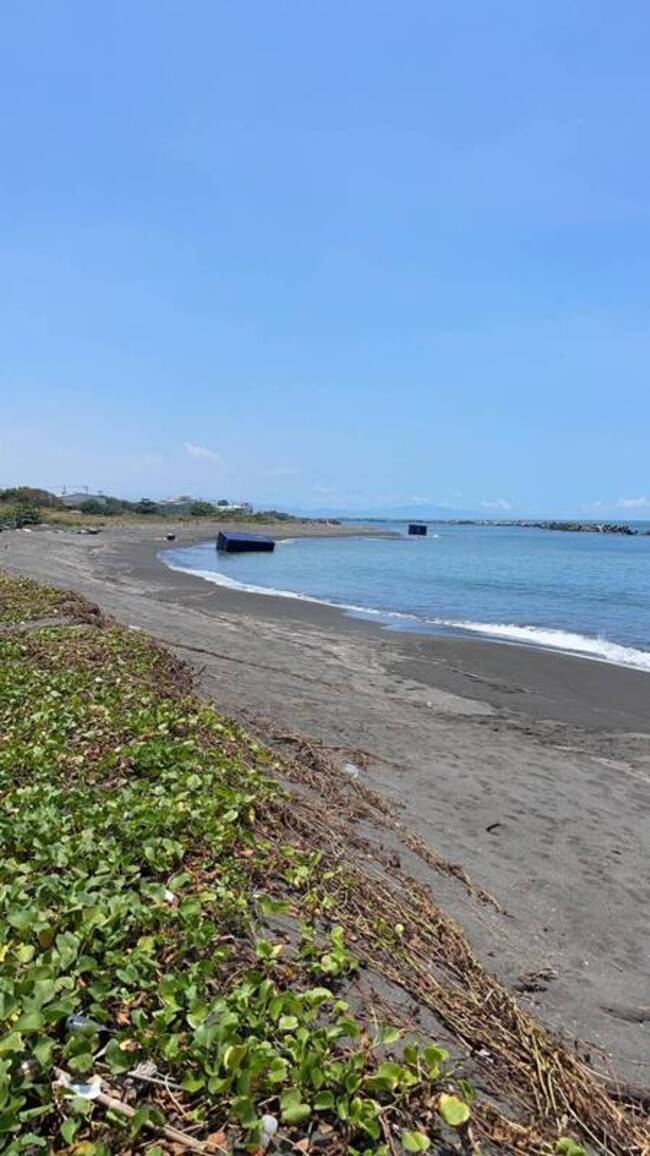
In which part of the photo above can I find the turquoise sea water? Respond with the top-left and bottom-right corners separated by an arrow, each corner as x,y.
163,522 -> 650,672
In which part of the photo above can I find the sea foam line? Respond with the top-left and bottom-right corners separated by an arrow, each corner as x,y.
162,559 -> 416,620
161,557 -> 650,673
432,619 -> 650,672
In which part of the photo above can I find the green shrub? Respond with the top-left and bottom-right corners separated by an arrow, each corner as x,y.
132,498 -> 160,515
0,502 -> 42,528
0,487 -> 60,509
79,499 -> 108,515
189,500 -> 217,517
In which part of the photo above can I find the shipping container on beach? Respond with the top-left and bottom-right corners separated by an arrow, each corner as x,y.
216,531 -> 275,554
408,523 -> 427,536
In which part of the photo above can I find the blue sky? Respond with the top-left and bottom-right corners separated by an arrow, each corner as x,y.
2,1 -> 649,516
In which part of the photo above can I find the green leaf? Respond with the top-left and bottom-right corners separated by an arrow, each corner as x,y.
424,1044 -> 449,1076
456,1078 -> 476,1105
187,1002 -> 209,1028
33,1037 -> 55,1067
267,1057 -> 288,1083
194,1022 -> 218,1049
281,1088 -> 312,1124
401,1131 -> 430,1152
378,1024 -> 401,1045
279,1014 -> 299,1032
259,897 -> 291,915
223,1042 -> 247,1072
282,1101 -> 312,1124
33,978 -> 57,1007
182,1073 -> 205,1093
14,1010 -> 44,1033
335,1017 -> 360,1039
67,1050 -> 95,1075
313,1090 -> 335,1110
438,1093 -> 471,1128
304,987 -> 333,1005
0,1032 -> 24,1056
232,1095 -> 258,1129
373,1060 -> 402,1090
555,1141 -> 587,1156
60,1118 -> 80,1143
130,1106 -> 159,1137
104,1039 -> 134,1075
7,909 -> 34,931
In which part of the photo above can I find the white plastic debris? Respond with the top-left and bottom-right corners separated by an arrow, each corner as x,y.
55,1071 -> 102,1100
343,762 -> 360,779
163,888 -> 178,905
260,1114 -> 279,1148
65,1013 -> 103,1035
132,1060 -> 158,1080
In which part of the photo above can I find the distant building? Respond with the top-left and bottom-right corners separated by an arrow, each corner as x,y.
214,501 -> 253,513
158,496 -> 254,514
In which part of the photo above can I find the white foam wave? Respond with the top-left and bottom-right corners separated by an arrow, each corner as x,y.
162,558 -> 650,672
162,559 -> 417,620
432,619 -> 650,672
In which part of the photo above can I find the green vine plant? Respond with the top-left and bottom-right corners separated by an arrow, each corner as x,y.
0,575 -> 479,1154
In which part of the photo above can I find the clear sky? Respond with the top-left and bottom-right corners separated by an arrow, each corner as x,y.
2,1 -> 649,515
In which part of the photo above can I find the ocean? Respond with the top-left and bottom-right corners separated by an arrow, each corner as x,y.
162,522 -> 650,672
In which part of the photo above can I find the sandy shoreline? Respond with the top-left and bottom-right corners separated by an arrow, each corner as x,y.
2,519 -> 650,1081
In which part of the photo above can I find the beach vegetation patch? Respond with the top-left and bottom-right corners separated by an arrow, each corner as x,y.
0,569 -> 647,1155
0,574 -> 474,1153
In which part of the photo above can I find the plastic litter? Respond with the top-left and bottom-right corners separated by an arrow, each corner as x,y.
260,1115 -> 279,1148
55,1071 -> 102,1100
65,1014 -> 104,1036
343,762 -> 360,779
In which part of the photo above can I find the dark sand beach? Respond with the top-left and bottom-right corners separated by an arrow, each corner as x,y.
3,521 -> 649,1084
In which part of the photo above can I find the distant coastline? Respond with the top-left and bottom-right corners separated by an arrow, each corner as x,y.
347,517 -> 648,536
438,519 -> 647,536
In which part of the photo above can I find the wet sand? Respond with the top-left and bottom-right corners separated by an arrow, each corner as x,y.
2,520 -> 650,1082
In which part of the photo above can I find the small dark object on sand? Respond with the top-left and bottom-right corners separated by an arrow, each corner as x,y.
166,533 -> 176,541
601,1003 -> 650,1024
217,531 -> 275,554
408,522 -> 427,536
514,967 -> 557,994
